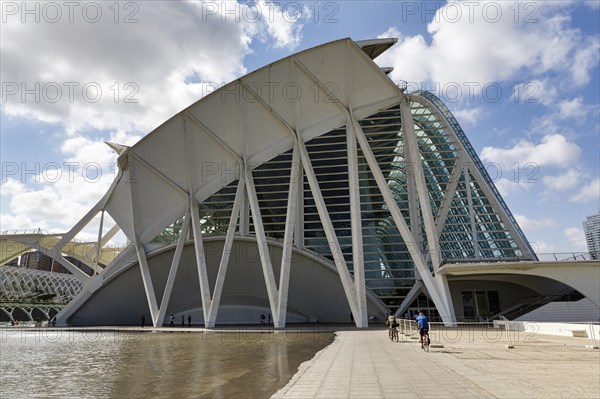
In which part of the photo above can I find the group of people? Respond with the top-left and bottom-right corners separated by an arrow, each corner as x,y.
140,314 -> 193,328
168,314 -> 192,328
259,313 -> 271,324
386,310 -> 430,349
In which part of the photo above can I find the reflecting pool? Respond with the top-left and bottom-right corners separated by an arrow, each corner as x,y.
0,328 -> 334,398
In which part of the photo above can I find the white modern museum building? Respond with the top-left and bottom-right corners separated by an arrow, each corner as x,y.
2,38 -> 598,327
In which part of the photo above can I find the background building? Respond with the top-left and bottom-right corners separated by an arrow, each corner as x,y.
584,213 -> 600,259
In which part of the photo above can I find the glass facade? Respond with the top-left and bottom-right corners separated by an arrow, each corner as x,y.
151,91 -> 534,312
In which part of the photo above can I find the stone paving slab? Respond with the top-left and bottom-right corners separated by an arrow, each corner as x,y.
272,329 -> 600,399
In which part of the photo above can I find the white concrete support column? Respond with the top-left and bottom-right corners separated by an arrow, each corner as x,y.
343,40 -> 368,327
52,207 -> 101,253
244,165 -> 280,324
394,280 -> 424,318
50,254 -> 91,281
94,210 -> 105,274
289,58 -> 360,322
352,116 -> 456,323
346,116 -> 368,328
206,176 -> 246,327
296,136 -> 360,320
154,211 -> 191,327
435,159 -> 464,236
236,92 -> 279,325
52,169 -> 123,254
400,94 -> 441,271
295,166 -> 304,249
85,222 -> 121,263
189,199 -> 212,325
184,113 -> 212,325
126,167 -> 159,325
239,191 -> 250,237
135,241 -> 159,325
434,273 -> 456,324
274,146 -> 300,328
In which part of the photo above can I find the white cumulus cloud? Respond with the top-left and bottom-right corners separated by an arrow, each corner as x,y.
569,178 -> 600,203
564,227 -> 588,251
515,214 -> 558,232
376,1 -> 599,95
480,134 -> 581,170
542,169 -> 583,191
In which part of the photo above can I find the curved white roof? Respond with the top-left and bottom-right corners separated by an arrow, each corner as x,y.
105,38 -> 402,244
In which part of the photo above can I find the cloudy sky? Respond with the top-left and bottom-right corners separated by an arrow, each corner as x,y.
1,0 -> 599,254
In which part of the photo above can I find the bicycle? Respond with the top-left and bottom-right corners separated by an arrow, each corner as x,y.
390,325 -> 399,342
421,329 -> 430,352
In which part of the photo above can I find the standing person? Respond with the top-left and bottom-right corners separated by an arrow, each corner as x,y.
169,314 -> 174,327
267,313 -> 271,324
181,315 -> 185,328
260,314 -> 266,324
415,311 -> 429,349
141,315 -> 145,328
188,315 -> 192,327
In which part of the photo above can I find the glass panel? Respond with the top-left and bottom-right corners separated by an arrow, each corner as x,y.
462,291 -> 475,318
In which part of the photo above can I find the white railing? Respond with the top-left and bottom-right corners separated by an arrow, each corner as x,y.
394,319 -> 600,350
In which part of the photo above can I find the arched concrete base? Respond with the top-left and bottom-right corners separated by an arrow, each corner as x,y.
64,238 -> 388,326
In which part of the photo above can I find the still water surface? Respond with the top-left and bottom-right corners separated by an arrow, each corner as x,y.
0,328 -> 333,399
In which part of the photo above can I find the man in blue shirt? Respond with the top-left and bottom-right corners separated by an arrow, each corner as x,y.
415,311 -> 429,349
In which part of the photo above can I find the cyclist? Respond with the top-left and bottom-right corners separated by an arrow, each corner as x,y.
385,313 -> 398,340
415,311 -> 430,349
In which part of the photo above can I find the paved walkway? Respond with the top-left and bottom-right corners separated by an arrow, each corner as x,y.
272,329 -> 600,399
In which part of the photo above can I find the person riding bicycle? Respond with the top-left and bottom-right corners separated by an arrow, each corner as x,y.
415,311 -> 429,349
385,313 -> 398,340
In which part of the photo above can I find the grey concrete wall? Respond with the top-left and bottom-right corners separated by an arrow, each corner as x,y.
67,238 -> 387,326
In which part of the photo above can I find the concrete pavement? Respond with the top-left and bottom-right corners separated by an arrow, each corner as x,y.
272,328 -> 600,399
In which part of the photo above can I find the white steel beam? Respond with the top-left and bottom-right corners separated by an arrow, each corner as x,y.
206,176 -> 246,327
290,58 -> 360,321
189,199 -> 212,324
296,134 -> 359,319
93,210 -> 105,275
352,116 -> 455,323
345,40 -> 368,327
244,165 -> 280,324
237,93 -> 279,325
411,94 -> 534,258
464,164 -> 481,258
400,94 -> 441,271
184,113 -> 212,325
346,117 -> 368,327
154,210 -> 191,327
275,145 -> 300,328
135,241 -> 159,325
52,168 -> 124,253
394,280 -> 424,318
126,166 -> 159,324
435,158 -> 464,236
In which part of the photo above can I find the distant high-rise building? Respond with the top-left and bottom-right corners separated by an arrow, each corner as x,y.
20,251 -> 53,272
583,213 -> 600,260
4,258 -> 19,267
